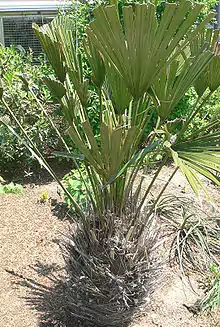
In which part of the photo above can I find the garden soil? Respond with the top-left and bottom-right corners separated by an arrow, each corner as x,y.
0,166 -> 219,327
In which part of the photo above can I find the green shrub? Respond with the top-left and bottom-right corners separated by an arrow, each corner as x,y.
0,46 -> 64,170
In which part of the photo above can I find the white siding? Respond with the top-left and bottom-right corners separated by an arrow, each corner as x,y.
0,1 -> 71,14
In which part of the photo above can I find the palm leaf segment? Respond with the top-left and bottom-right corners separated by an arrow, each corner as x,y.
33,17 -> 89,107
33,19 -> 66,83
191,29 -> 220,96
168,30 -> 220,197
152,51 -> 213,120
87,2 -> 214,100
83,36 -> 106,89
105,62 -> 132,114
171,121 -> 220,197
207,39 -> 220,92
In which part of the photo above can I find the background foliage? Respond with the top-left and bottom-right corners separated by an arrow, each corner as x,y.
0,0 -> 219,173
0,46 -> 63,170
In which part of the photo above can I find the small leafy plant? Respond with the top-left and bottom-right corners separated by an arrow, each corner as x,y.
0,46 -> 62,170
0,179 -> 24,195
63,167 -> 91,209
39,189 -> 49,203
200,263 -> 220,311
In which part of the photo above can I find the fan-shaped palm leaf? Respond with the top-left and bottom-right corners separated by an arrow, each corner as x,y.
87,3 -> 215,100
105,62 -> 132,114
191,29 -> 220,96
171,124 -> 220,197
83,36 -> 106,89
152,51 -> 213,120
33,22 -> 66,83
34,17 -> 89,107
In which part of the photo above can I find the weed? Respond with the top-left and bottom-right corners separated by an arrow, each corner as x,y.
39,190 -> 49,203
0,180 -> 24,195
63,168 -> 91,209
200,263 -> 220,311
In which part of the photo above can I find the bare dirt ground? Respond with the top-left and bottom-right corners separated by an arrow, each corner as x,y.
0,166 -> 219,327
131,271 -> 220,327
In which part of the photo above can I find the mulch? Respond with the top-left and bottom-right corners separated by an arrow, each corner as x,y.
0,166 -> 219,327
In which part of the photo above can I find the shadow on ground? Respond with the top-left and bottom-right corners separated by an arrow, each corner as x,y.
6,262 -> 140,327
1,159 -> 73,187
51,202 -> 73,222
6,264 -> 79,327
5,206 -> 162,327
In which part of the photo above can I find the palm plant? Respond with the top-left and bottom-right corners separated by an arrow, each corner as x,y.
0,1 -> 220,326
31,3 -> 219,216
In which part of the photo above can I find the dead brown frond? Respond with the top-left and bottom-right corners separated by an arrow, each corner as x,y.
59,207 -> 163,327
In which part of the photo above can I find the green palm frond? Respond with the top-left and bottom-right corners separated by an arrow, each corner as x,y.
43,76 -> 66,99
33,22 -> 66,83
152,51 -> 213,120
68,119 -> 138,182
61,87 -> 81,125
83,35 -> 106,89
190,29 -> 220,96
207,53 -> 220,92
171,127 -> 220,197
87,2 -> 214,100
57,24 -> 89,107
105,62 -> 132,114
34,17 -> 89,107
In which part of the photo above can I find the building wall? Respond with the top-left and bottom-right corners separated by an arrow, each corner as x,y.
1,15 -> 54,54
